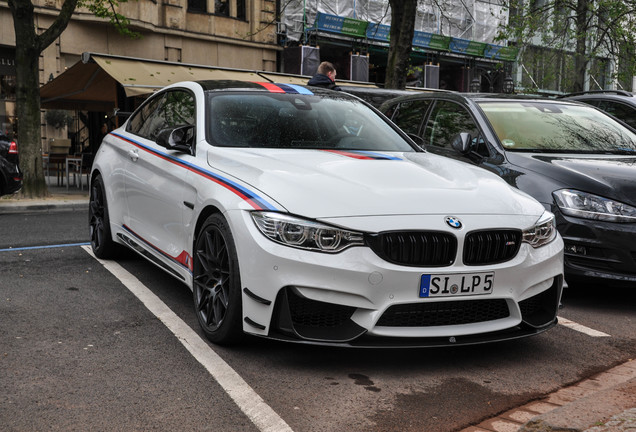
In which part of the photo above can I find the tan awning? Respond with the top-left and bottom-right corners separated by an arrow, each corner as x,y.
257,72 -> 311,86
92,55 -> 263,97
40,60 -> 119,111
41,53 -> 277,110
40,52 -> 379,111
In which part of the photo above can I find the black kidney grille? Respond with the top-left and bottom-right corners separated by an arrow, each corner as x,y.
367,231 -> 457,267
464,230 -> 522,265
377,299 -> 510,327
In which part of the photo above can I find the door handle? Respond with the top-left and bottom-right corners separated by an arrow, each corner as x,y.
128,148 -> 139,162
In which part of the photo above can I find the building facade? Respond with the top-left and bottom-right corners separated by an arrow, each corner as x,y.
0,0 -> 279,149
279,0 -> 517,92
278,0 -> 634,95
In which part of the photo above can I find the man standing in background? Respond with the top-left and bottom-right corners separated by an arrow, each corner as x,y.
307,61 -> 341,90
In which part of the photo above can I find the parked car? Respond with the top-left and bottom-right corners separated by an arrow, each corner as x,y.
379,92 -> 636,287
560,90 -> 636,130
340,85 -> 434,108
0,133 -> 22,196
89,81 -> 563,347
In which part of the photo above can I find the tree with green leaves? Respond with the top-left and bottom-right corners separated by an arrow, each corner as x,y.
497,0 -> 636,93
8,0 -> 136,197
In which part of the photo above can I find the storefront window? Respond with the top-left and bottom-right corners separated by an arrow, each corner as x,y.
187,0 -> 206,13
0,75 -> 16,138
236,0 -> 246,20
215,0 -> 229,16
1,75 -> 16,100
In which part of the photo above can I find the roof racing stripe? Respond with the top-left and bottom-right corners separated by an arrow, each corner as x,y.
322,150 -> 402,160
276,83 -> 314,95
111,132 -> 279,211
254,82 -> 286,93
252,82 -> 314,95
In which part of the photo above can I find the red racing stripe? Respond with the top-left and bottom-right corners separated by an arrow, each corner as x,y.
322,150 -> 375,160
254,82 -> 286,93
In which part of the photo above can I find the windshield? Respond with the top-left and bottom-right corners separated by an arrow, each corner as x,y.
479,101 -> 636,154
205,93 -> 416,152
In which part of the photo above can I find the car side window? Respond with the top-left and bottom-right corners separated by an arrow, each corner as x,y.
129,90 -> 196,142
127,94 -> 165,136
597,101 -> 636,129
578,99 -> 601,108
423,101 -> 485,157
391,100 -> 431,135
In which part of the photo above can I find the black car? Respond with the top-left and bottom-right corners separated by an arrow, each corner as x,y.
340,85 -> 428,108
561,90 -> 636,130
0,133 -> 22,196
380,92 -> 636,287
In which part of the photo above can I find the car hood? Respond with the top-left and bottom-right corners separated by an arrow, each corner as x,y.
506,153 -> 636,206
208,148 -> 543,218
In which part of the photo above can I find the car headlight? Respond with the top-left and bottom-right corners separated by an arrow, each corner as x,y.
522,211 -> 557,248
553,189 -> 636,223
251,212 -> 365,253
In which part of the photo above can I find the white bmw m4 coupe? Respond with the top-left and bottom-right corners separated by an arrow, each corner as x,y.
89,80 -> 564,347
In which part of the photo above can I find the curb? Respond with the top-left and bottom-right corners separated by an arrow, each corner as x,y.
460,359 -> 636,432
0,198 -> 89,214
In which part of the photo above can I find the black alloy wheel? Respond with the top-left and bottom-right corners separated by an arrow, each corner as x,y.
88,175 -> 116,258
193,214 -> 243,344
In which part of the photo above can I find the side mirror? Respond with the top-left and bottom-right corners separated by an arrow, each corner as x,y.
156,125 -> 195,154
451,132 -> 472,155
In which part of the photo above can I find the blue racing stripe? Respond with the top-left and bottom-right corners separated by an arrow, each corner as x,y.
350,150 -> 402,160
111,133 -> 279,211
280,84 -> 314,95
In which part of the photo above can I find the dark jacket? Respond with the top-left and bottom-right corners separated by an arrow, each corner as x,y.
307,73 -> 341,90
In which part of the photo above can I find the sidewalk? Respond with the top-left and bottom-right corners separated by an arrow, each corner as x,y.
0,181 -> 89,214
461,360 -> 636,432
2,183 -> 634,432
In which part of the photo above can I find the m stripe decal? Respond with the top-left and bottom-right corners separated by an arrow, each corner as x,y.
322,150 -> 401,160
255,82 -> 285,93
253,82 -> 314,95
276,83 -> 314,95
111,133 -> 278,211
123,224 -> 193,272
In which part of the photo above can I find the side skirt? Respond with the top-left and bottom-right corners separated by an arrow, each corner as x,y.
117,232 -> 186,282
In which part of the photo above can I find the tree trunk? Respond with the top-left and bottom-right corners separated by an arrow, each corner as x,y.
9,0 -> 79,197
573,0 -> 590,92
385,0 -> 418,89
11,0 -> 47,197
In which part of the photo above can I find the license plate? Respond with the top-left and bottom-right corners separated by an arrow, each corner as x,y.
420,272 -> 494,298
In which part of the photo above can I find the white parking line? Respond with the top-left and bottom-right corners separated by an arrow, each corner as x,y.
559,317 -> 610,337
82,246 -> 294,432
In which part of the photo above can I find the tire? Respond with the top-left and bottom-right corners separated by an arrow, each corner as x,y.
89,174 -> 117,259
193,214 -> 244,345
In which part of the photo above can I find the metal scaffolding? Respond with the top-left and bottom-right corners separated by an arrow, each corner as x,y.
280,0 -> 508,45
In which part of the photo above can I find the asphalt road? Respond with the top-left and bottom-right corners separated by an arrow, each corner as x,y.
1,209 -> 634,431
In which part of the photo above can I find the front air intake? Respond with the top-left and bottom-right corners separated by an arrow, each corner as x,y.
377,298 -> 510,327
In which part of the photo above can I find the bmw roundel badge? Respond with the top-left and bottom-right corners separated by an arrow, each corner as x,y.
445,216 -> 462,229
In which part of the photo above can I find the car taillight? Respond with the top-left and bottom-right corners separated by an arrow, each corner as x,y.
8,141 -> 18,154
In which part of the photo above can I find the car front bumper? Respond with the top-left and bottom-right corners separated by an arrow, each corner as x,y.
555,209 -> 636,286
231,211 -> 565,346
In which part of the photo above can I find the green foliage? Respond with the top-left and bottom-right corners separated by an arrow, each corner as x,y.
78,0 -> 141,38
45,109 -> 74,129
497,0 -> 636,92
